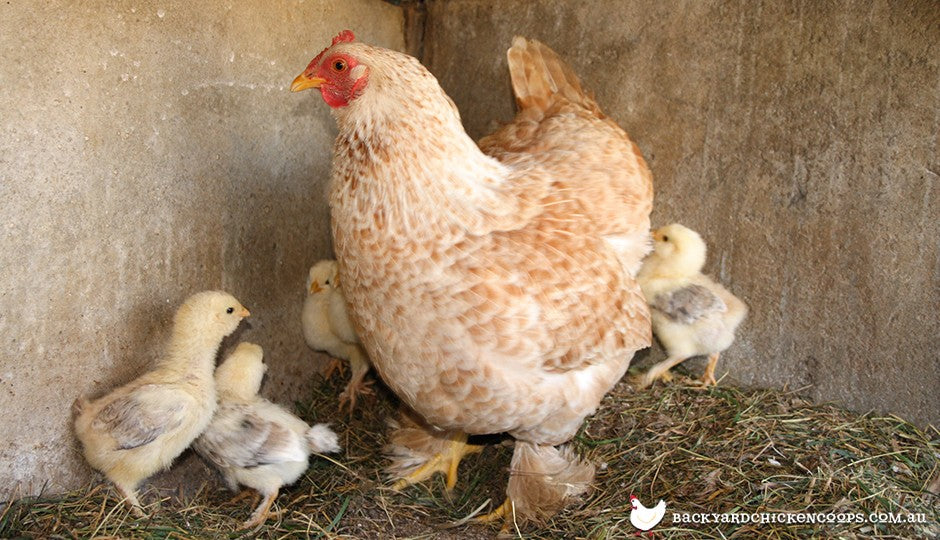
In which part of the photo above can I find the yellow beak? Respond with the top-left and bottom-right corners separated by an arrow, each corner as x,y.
239,308 -> 251,317
309,281 -> 322,294
291,73 -> 325,92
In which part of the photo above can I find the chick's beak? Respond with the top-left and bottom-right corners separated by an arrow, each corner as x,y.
239,308 -> 251,317
291,72 -> 325,92
309,281 -> 322,294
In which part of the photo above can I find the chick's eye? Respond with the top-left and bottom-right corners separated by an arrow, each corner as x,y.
226,307 -> 234,314
662,235 -> 669,242
332,59 -> 347,72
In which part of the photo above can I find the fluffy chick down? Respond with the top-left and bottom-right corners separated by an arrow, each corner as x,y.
303,259 -> 372,412
72,291 -> 250,515
635,224 -> 748,387
194,342 -> 340,529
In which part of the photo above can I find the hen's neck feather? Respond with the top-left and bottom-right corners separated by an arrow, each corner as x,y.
328,47 -> 518,242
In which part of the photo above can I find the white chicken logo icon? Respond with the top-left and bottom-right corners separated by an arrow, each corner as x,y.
629,494 -> 666,534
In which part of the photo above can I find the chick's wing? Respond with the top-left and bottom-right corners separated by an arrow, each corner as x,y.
92,384 -> 189,450
652,284 -> 727,324
197,403 -> 305,469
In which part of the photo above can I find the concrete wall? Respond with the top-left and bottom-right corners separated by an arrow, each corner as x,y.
422,0 -> 938,426
0,0 -> 403,497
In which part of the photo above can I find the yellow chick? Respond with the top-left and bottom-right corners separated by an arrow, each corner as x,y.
194,342 -> 340,529
634,224 -> 748,388
302,260 -> 372,412
72,290 -> 250,515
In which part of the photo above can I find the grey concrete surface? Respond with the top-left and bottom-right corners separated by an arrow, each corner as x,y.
423,0 -> 938,427
0,0 -> 403,497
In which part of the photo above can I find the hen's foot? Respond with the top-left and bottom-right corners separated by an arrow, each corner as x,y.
390,432 -> 483,492
472,497 -> 513,535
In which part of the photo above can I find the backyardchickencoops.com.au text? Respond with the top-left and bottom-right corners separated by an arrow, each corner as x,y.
671,511 -> 928,525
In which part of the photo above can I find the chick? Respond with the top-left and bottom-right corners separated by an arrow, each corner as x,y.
72,291 -> 250,515
302,260 -> 372,412
194,342 -> 340,529
633,224 -> 748,388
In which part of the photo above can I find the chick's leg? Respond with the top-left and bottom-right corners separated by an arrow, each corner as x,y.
114,482 -> 145,518
699,352 -> 720,386
241,490 -> 278,530
338,348 -> 373,413
631,355 -> 688,389
322,357 -> 345,380
227,488 -> 260,509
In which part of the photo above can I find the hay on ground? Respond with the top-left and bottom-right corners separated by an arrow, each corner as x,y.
2,371 -> 937,539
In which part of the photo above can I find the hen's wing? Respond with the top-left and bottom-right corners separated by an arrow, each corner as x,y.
479,37 -> 653,247
467,37 -> 653,372
652,284 -> 727,325
195,402 -> 305,469
92,384 -> 189,450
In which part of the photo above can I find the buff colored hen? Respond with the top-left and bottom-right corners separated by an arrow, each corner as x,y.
291,32 -> 653,526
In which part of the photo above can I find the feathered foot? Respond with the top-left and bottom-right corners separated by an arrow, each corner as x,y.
475,441 -> 594,529
240,490 -> 278,530
698,352 -> 720,386
385,411 -> 482,492
630,355 -> 688,389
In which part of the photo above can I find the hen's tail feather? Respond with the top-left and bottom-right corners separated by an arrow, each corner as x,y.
505,441 -> 595,523
506,36 -> 600,116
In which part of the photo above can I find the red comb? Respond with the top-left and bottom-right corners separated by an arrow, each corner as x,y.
307,30 -> 356,71
332,30 -> 355,45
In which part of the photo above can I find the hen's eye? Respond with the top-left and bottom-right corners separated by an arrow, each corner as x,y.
333,59 -> 347,72
226,307 -> 234,314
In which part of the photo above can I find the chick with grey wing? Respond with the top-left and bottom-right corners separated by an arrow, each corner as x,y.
639,284 -> 727,386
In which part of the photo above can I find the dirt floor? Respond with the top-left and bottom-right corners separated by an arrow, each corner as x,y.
2,367 -> 938,539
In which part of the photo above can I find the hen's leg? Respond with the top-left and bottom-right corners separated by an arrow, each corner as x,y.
631,355 -> 687,389
386,411 -> 483,492
699,352 -> 720,386
390,431 -> 482,491
473,442 -> 594,529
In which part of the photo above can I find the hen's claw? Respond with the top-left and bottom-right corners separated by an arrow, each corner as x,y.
390,433 -> 483,492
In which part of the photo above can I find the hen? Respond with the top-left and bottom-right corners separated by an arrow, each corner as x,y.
291,32 -> 653,525
72,291 -> 250,515
302,260 -> 372,411
194,342 -> 340,529
633,223 -> 748,388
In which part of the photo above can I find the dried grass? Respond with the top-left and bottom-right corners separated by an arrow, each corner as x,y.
3,371 -> 937,539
